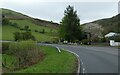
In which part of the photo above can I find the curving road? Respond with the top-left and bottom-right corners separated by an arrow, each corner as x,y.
47,44 -> 118,74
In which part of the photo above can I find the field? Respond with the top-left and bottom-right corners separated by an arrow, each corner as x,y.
10,20 -> 57,33
2,25 -> 20,40
2,20 -> 58,42
2,45 -> 78,73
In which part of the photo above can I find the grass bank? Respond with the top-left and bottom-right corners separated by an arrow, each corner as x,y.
2,20 -> 58,42
15,46 -> 78,73
2,42 -> 78,73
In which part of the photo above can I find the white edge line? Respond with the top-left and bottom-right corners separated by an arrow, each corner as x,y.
56,47 -> 61,53
80,59 -> 86,73
83,68 -> 85,73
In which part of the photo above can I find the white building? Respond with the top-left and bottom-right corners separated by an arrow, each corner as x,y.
105,32 -> 119,38
105,32 -> 120,46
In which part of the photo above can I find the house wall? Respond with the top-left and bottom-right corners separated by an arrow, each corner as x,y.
110,40 -> 120,46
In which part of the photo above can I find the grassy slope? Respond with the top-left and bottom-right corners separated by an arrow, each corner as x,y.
2,25 -> 56,42
83,14 -> 120,34
2,20 -> 58,42
2,25 -> 20,40
10,20 -> 57,33
2,46 -> 77,73
2,8 -> 58,42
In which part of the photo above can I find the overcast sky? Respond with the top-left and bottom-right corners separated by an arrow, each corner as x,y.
0,0 -> 119,24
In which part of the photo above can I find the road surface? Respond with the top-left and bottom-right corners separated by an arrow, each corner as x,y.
47,44 -> 118,73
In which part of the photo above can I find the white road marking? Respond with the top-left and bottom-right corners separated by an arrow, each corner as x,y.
83,68 -> 85,73
56,47 -> 61,53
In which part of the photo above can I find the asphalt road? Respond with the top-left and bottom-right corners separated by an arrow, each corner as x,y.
47,44 -> 118,73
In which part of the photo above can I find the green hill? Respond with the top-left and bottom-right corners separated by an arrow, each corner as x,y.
91,14 -> 120,34
83,14 -> 120,35
1,8 -> 59,42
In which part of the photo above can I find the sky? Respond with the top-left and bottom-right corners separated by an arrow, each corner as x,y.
0,0 -> 119,24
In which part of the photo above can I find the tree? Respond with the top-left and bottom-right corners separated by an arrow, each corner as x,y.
2,18 -> 9,25
14,31 -> 35,41
83,23 -> 104,44
59,5 -> 82,42
41,29 -> 45,33
24,26 -> 29,31
14,32 -> 22,41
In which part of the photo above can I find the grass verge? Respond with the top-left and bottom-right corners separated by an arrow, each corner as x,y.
12,46 -> 78,73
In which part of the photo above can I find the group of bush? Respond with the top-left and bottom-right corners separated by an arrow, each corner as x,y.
14,31 -> 35,41
10,23 -> 31,31
2,41 -> 44,71
34,29 -> 45,34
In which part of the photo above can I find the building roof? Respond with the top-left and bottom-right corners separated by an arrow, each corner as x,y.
105,32 -> 119,37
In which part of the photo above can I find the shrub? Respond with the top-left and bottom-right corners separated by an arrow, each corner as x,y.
39,29 -> 45,34
16,26 -> 20,29
24,26 -> 29,31
35,30 -> 38,32
28,29 -> 31,31
114,36 -> 120,42
52,37 -> 59,43
20,28 -> 24,30
81,39 -> 89,45
91,37 -> 99,43
8,41 -> 44,68
14,32 -> 22,41
41,29 -> 45,33
22,32 -> 35,41
100,37 -> 106,42
2,18 -> 9,25
2,42 -> 10,53
14,31 -> 36,41
12,23 -> 18,27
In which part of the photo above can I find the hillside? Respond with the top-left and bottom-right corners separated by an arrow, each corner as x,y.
1,8 -> 59,42
82,14 -> 120,37
2,8 -> 59,28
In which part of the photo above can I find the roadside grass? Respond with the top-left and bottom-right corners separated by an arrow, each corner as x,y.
2,54 -> 18,71
2,41 -> 45,72
13,46 -> 78,73
2,41 -> 78,73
